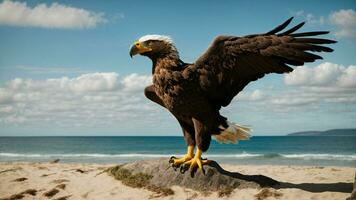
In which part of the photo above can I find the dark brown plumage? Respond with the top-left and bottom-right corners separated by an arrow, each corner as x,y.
130,17 -> 336,173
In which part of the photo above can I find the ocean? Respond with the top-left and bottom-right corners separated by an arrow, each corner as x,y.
0,136 -> 355,166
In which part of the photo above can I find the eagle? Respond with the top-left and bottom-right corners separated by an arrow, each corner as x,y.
129,17 -> 335,174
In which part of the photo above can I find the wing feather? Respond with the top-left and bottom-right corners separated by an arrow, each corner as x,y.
193,18 -> 336,108
265,17 -> 294,35
294,38 -> 336,44
290,31 -> 329,37
277,22 -> 305,36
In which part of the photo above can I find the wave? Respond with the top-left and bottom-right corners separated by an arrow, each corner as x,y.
1,152 -> 355,161
281,153 -> 356,161
0,152 -> 261,159
0,153 -> 170,158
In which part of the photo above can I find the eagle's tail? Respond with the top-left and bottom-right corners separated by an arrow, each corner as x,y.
213,121 -> 252,144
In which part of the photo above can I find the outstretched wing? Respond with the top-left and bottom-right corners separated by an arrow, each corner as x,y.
193,17 -> 336,108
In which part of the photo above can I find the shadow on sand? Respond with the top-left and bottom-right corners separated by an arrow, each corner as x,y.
209,161 -> 353,193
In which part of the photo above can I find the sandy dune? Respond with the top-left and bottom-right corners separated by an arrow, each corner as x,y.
0,162 -> 354,200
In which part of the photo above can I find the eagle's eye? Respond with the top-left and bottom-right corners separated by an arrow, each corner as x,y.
135,43 -> 140,46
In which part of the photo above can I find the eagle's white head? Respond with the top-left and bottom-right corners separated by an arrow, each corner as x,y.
129,34 -> 177,58
138,35 -> 173,44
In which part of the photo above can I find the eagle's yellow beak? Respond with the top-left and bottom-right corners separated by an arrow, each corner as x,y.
129,41 -> 152,58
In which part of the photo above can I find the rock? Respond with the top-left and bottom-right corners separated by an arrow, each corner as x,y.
109,158 -> 279,192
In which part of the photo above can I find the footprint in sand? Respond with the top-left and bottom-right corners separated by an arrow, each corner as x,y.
1,189 -> 37,200
43,188 -> 60,198
56,184 -> 66,190
53,195 -> 72,200
11,177 -> 27,182
51,179 -> 69,184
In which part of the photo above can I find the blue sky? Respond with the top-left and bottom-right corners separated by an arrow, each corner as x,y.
0,0 -> 355,136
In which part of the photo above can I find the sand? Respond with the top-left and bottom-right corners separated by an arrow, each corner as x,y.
0,162 -> 354,200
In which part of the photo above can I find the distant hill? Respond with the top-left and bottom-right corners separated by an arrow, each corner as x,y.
287,129 -> 356,136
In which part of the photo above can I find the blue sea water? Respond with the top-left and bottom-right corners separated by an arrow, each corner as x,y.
0,136 -> 355,166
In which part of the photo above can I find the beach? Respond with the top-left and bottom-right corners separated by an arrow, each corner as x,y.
0,161 -> 354,200
0,136 -> 355,199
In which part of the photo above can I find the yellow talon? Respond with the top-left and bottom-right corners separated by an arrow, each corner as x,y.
182,148 -> 211,174
170,145 -> 194,166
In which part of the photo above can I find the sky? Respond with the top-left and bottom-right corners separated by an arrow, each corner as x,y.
0,0 -> 355,136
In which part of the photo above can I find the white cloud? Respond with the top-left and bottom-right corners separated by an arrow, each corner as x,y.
292,9 -> 356,39
291,10 -> 325,25
305,13 -> 325,25
4,72 -> 121,93
226,62 -> 356,115
67,72 -> 119,92
0,0 -> 107,29
234,86 -> 356,114
0,88 -> 13,104
338,67 -> 356,87
121,73 -> 152,92
329,9 -> 356,38
0,72 -> 158,128
236,89 -> 264,101
329,9 -> 356,27
284,62 -> 356,88
256,62 -> 356,109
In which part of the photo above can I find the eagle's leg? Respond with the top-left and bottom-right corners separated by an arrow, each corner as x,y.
181,148 -> 211,174
169,145 -> 194,166
180,117 -> 214,175
170,117 -> 196,168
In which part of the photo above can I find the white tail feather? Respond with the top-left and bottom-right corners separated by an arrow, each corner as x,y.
213,121 -> 252,144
